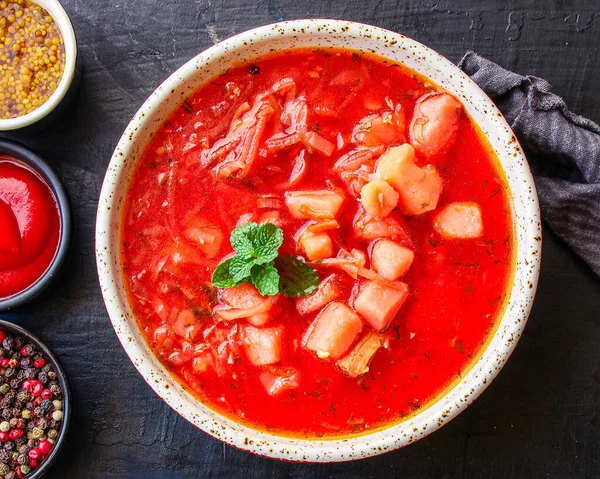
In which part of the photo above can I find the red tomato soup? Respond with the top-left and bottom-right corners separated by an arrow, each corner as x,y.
0,157 -> 61,299
121,49 -> 514,438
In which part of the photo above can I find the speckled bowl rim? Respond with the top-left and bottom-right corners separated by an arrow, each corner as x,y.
96,19 -> 541,462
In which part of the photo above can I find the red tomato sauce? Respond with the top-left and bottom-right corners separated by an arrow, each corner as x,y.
121,49 -> 514,438
0,157 -> 61,299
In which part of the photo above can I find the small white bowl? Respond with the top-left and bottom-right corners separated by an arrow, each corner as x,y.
96,20 -> 541,462
0,0 -> 78,131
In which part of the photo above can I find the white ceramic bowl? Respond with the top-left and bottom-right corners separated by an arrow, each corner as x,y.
96,20 -> 541,462
0,0 -> 77,131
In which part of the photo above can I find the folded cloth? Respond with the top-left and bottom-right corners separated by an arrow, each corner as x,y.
459,51 -> 600,276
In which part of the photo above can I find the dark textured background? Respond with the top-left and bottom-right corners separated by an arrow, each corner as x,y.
1,0 -> 599,477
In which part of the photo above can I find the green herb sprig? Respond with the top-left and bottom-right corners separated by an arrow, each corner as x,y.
211,222 -> 319,297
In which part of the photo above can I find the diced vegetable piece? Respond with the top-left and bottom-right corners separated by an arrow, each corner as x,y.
303,302 -> 363,360
285,190 -> 345,219
312,248 -> 366,279
216,283 -> 276,321
299,230 -> 334,260
360,179 -> 399,218
352,109 -> 406,147
192,352 -> 214,374
296,274 -> 342,315
259,366 -> 300,396
353,280 -> 409,331
168,343 -> 195,365
220,283 -> 266,308
336,332 -> 389,378
305,219 -> 340,234
375,144 -> 443,215
183,222 -> 224,259
371,239 -> 415,281
242,325 -> 283,366
304,131 -> 335,156
409,92 -> 462,158
172,309 -> 202,341
246,312 -> 272,327
433,202 -> 483,239
353,207 -> 415,248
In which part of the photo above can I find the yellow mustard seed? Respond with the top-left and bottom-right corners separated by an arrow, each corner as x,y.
0,0 -> 65,118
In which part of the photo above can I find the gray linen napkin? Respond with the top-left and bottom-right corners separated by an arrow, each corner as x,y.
459,51 -> 600,276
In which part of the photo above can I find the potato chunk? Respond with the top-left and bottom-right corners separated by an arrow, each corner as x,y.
298,230 -> 334,260
375,144 -> 442,215
371,239 -> 414,281
296,274 -> 342,315
243,325 -> 283,366
303,302 -> 363,360
353,280 -> 409,331
336,332 -> 389,378
259,366 -> 300,396
433,202 -> 483,239
285,190 -> 345,219
360,179 -> 399,218
409,92 -> 462,158
183,222 -> 224,258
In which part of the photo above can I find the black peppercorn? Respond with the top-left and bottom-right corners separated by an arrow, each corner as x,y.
25,401 -> 33,410
4,368 -> 14,379
26,422 -> 34,431
24,368 -> 36,380
36,418 -> 48,430
33,406 -> 43,417
47,370 -> 57,380
18,444 -> 29,455
38,372 -> 48,384
40,364 -> 51,374
19,357 -> 31,369
3,441 -> 13,451
17,453 -> 26,465
9,418 -> 17,429
9,379 -> 20,390
16,419 -> 25,430
15,391 -> 29,403
27,439 -> 35,448
49,383 -> 61,398
13,436 -> 25,446
0,450 -> 8,462
48,419 -> 58,429
2,337 -> 14,350
1,409 -> 10,420
5,470 -> 15,479
13,338 -> 23,350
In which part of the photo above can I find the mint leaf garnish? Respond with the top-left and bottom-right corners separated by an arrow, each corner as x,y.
230,222 -> 259,258
274,254 -> 320,297
254,223 -> 284,264
211,258 -> 236,288
211,222 -> 320,297
251,262 -> 280,296
229,255 -> 254,282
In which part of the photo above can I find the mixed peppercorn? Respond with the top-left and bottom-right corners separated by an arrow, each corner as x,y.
0,329 -> 63,478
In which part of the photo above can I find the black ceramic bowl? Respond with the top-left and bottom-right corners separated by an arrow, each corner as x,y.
0,319 -> 71,478
0,139 -> 72,312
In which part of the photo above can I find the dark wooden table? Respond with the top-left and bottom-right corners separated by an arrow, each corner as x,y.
1,0 -> 599,477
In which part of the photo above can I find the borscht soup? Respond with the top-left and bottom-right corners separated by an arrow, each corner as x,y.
121,49 -> 514,438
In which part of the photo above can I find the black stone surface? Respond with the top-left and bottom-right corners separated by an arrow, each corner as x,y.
1,1 -> 599,477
